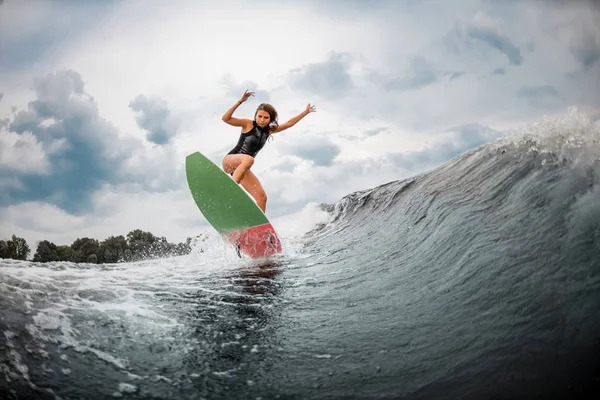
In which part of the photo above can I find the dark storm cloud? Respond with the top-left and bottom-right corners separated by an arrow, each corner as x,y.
129,95 -> 180,145
289,52 -> 354,99
2,69 -> 135,214
389,123 -> 504,170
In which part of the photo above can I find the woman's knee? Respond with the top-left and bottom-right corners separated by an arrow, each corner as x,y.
222,155 -> 237,172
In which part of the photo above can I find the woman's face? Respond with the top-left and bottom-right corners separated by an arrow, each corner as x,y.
255,110 -> 271,128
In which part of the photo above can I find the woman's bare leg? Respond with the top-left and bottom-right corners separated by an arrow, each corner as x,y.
222,154 -> 254,183
222,154 -> 267,211
239,170 -> 267,212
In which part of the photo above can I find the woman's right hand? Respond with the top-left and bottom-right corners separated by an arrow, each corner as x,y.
239,90 -> 255,103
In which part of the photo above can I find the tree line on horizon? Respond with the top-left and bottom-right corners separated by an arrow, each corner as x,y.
0,229 -> 193,264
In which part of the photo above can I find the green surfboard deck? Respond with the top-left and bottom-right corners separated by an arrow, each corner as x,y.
185,151 -> 269,233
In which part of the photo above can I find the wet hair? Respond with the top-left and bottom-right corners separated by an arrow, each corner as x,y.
254,103 -> 279,135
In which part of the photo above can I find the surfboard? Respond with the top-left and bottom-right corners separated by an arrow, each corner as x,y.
185,151 -> 283,258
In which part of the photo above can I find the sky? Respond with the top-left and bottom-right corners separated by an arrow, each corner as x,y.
1,0 -> 599,251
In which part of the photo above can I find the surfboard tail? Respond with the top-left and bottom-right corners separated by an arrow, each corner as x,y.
222,223 -> 282,258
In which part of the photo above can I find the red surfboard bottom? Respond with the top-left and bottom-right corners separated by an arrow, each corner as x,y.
222,223 -> 282,258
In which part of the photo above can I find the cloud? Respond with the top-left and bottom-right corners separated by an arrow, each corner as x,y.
218,75 -> 271,104
293,142 -> 341,167
386,56 -> 439,91
369,56 -> 464,93
0,69 -> 184,215
467,28 -> 522,66
0,131 -> 51,175
533,0 -> 600,71
364,127 -> 387,137
129,94 -> 181,145
274,134 -> 341,167
449,71 -> 465,81
0,92 -> 3,103
0,0 -> 118,70
468,11 -> 523,66
445,11 -> 523,67
450,123 -> 504,145
2,70 -> 134,214
272,157 -> 297,173
493,68 -> 505,75
389,123 -> 504,170
289,52 -> 354,99
569,32 -> 600,69
517,85 -> 561,107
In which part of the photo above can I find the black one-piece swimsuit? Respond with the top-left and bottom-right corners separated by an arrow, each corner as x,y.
228,121 -> 269,158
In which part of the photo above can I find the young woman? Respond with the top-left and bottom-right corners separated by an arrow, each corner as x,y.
221,89 -> 316,212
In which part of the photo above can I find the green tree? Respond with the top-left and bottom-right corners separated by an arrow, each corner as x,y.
0,235 -> 30,260
172,237 -> 193,256
33,240 -> 59,262
0,240 -> 7,259
152,236 -> 171,257
126,229 -> 157,261
56,245 -> 74,262
27,230 -> 193,264
70,237 -> 100,263
99,235 -> 129,263
13,235 -> 30,260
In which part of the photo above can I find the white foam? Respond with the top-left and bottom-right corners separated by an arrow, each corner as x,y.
272,202 -> 334,238
494,106 -> 600,163
118,382 -> 138,394
0,214 -> 316,392
267,202 -> 335,258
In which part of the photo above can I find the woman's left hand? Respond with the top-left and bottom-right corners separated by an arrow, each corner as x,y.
305,103 -> 317,114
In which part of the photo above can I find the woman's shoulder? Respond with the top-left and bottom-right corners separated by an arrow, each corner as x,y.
241,120 -> 256,134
